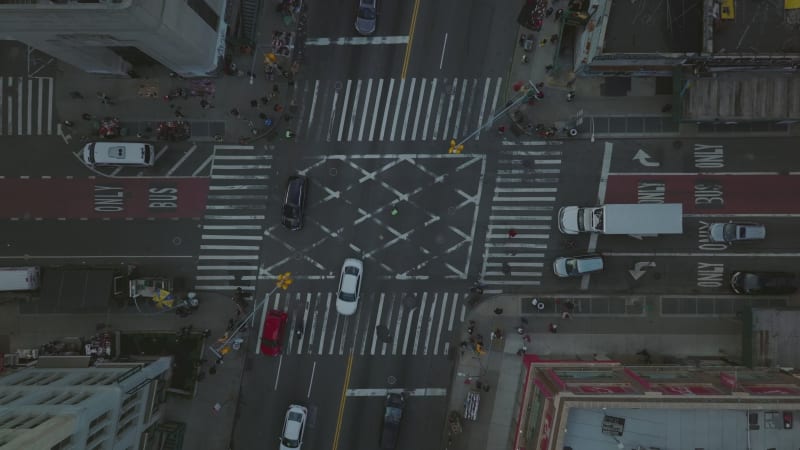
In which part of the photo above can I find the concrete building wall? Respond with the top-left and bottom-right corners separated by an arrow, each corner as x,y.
0,0 -> 225,76
0,357 -> 171,450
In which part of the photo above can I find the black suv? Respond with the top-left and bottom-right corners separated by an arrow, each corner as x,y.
380,393 -> 405,449
730,271 -> 797,295
281,175 -> 308,230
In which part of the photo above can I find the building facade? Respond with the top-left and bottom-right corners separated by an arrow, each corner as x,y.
0,0 -> 227,77
515,355 -> 800,450
0,357 -> 171,450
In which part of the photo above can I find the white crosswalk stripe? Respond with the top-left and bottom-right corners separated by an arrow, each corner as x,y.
194,145 -> 271,292
480,149 -> 563,292
257,291 -> 469,357
296,77 -> 503,143
0,76 -> 54,136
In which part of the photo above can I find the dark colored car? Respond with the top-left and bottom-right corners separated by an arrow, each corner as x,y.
380,393 -> 405,449
730,271 -> 797,295
281,175 -> 308,230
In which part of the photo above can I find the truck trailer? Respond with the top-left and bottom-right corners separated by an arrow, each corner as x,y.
558,203 -> 683,236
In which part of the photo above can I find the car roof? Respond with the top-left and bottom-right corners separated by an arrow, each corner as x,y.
265,310 -> 286,338
341,259 -> 363,293
284,405 -> 306,438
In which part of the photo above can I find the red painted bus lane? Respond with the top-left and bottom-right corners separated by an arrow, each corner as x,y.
0,178 -> 209,219
605,174 -> 800,214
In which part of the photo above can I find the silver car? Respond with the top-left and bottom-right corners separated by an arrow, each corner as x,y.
708,222 -> 765,243
553,254 -> 604,277
355,0 -> 377,35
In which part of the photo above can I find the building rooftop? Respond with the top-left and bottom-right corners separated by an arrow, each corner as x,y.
603,0 -> 703,54
714,1 -> 800,54
565,407 -> 800,450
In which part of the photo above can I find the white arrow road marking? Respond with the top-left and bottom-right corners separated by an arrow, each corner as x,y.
629,261 -> 656,280
633,149 -> 660,167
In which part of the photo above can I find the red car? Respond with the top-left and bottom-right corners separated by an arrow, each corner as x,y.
260,309 -> 288,356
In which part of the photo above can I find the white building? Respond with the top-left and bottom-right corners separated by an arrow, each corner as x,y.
0,357 -> 171,450
0,0 -> 227,77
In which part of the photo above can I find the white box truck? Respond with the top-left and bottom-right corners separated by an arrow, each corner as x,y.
558,203 -> 683,236
0,266 -> 40,291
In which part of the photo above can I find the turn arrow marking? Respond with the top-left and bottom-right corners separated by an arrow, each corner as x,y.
633,149 -> 660,167
629,261 -> 656,280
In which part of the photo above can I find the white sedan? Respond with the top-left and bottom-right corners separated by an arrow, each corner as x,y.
279,404 -> 307,450
336,258 -> 363,315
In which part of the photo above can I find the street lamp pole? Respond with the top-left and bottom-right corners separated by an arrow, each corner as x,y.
208,272 -> 293,359
448,80 -> 539,153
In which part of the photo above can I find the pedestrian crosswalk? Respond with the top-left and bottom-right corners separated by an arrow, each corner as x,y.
0,76 -> 54,136
257,291 -> 468,357
294,77 -> 503,143
480,148 -> 563,292
195,145 -> 271,292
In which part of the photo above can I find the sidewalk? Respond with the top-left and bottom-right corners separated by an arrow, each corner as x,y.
54,3 -> 305,146
503,0 -> 676,140
443,294 -> 742,450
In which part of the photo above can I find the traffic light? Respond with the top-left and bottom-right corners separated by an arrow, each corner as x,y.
276,272 -> 293,290
448,139 -> 464,154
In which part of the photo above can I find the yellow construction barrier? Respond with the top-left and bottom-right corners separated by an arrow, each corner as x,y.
787,0 -> 800,9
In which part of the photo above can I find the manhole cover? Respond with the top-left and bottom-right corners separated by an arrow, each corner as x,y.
172,236 -> 182,246
329,167 -> 338,176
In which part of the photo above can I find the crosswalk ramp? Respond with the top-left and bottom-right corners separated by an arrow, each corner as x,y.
294,77 -> 503,143
256,291 -> 469,357
0,76 -> 54,136
195,145 -> 271,292
480,148 -> 563,292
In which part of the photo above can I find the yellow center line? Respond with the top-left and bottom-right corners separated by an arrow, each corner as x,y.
331,352 -> 355,450
401,0 -> 423,80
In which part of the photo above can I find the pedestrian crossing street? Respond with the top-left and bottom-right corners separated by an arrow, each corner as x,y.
0,76 -> 54,136
257,291 -> 469,357
480,148 -> 563,292
195,145 -> 271,292
294,76 -> 503,143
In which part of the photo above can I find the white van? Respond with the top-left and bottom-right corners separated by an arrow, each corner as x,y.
82,142 -> 155,167
0,266 -> 40,291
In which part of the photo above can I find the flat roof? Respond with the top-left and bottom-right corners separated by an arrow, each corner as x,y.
564,407 -> 800,449
603,0 -> 703,53
715,2 -> 800,54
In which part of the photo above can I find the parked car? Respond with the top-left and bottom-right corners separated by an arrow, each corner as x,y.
730,271 -> 797,295
260,309 -> 288,356
355,0 -> 377,35
552,254 -> 604,277
281,175 -> 309,230
708,222 -> 766,243
279,404 -> 308,450
336,258 -> 363,315
380,393 -> 405,449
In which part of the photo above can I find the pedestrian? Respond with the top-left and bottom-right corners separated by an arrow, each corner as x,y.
561,311 -> 571,319
545,6 -> 554,17
62,120 -> 74,127
284,129 -> 295,139
272,84 -> 280,94
566,91 -> 575,102
521,54 -> 528,64
200,99 -> 213,109
391,205 -> 399,216
508,228 -> 517,238
230,108 -> 240,117
516,326 -> 524,335
536,82 -> 545,89
549,323 -> 558,333
550,34 -> 558,44
261,96 -> 270,105
516,346 -> 527,356
174,108 -> 184,118
498,125 -> 506,135
82,113 -> 93,121
69,91 -> 84,99
539,39 -> 548,47
274,103 -> 284,113
494,307 -> 503,315
502,262 -> 511,275
523,334 -> 531,343
545,64 -> 554,72
555,8 -> 564,20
